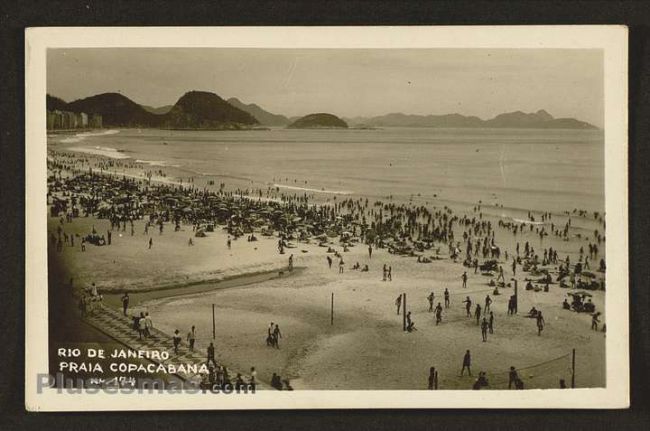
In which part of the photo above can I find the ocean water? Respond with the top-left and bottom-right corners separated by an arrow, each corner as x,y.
50,127 -> 604,217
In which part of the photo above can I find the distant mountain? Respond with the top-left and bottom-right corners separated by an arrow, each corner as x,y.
346,109 -> 597,129
66,93 -> 161,127
162,91 -> 258,129
288,113 -> 348,129
227,98 -> 290,126
46,94 -> 68,111
142,104 -> 174,115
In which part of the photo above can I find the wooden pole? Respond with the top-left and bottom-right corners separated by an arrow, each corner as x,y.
212,304 -> 216,339
331,292 -> 334,326
402,293 -> 407,331
514,281 -> 518,314
571,348 -> 576,388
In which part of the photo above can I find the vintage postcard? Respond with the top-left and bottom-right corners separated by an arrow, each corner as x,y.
25,26 -> 629,410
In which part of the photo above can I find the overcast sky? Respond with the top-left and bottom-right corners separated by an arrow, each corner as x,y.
47,48 -> 604,127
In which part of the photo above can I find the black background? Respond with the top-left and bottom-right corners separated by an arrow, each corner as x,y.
1,1 -> 648,429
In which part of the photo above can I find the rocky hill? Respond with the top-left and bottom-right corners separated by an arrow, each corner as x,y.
227,98 -> 290,126
346,109 -> 597,129
287,113 -> 348,129
162,91 -> 258,129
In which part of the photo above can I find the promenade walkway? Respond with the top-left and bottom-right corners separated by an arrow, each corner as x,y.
82,301 -> 266,389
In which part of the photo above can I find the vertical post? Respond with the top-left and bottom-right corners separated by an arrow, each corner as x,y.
514,281 -> 518,314
402,293 -> 407,331
571,348 -> 576,388
331,292 -> 334,326
212,304 -> 216,339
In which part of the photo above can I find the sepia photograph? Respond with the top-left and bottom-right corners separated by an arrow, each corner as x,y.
24,26 -> 629,410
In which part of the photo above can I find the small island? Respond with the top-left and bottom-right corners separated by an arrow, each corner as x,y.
287,113 -> 348,129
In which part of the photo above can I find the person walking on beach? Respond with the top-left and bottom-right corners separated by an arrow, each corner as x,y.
395,295 -> 402,315
173,329 -> 182,354
207,342 -> 217,367
273,324 -> 282,349
121,292 -> 129,316
227,237 -> 231,250
383,264 -> 387,281
463,296 -> 472,317
148,237 -> 153,249
338,257 -> 345,274
435,303 -> 443,325
481,317 -> 489,342
536,311 -> 545,336
475,303 -> 482,325
497,266 -> 505,283
368,245 -> 373,259
461,271 -> 468,288
461,350 -> 472,376
187,325 -> 196,352
591,313 -> 600,331
444,288 -> 450,308
387,266 -> 392,281
427,292 -> 435,312
327,255 -> 332,269
288,254 -> 294,272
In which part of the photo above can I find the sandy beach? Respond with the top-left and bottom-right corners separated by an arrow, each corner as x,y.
47,140 -> 607,390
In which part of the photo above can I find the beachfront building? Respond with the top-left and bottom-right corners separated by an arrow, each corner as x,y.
46,110 -> 102,130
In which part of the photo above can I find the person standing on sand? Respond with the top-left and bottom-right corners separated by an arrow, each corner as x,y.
107,230 -> 112,245
463,296 -> 472,317
227,237 -> 231,250
395,295 -> 402,315
444,288 -> 450,308
508,366 -> 519,389
489,311 -> 494,334
338,257 -> 345,274
121,292 -> 129,316
148,237 -> 153,249
273,324 -> 282,349
461,350 -> 472,376
388,266 -> 392,281
428,367 -> 436,390
187,325 -> 196,352
484,294 -> 492,313
427,292 -> 435,312
481,317 -> 489,342
475,303 -> 482,325
327,255 -> 332,269
288,254 -> 294,272
368,245 -> 372,259
267,322 -> 274,346
536,311 -> 545,336
435,303 -> 443,325
461,271 -> 468,288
